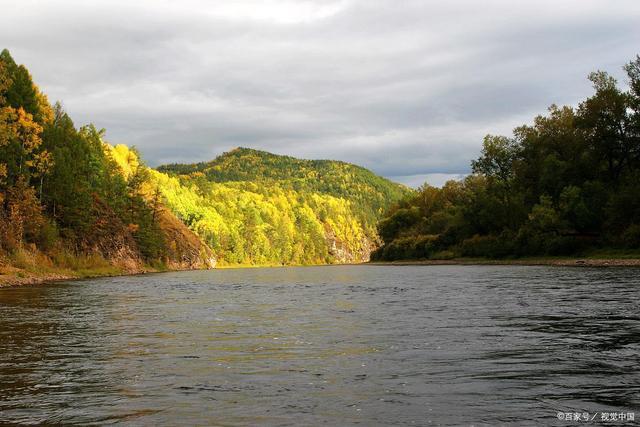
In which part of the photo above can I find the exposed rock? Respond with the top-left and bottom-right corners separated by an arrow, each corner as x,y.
156,206 -> 216,269
324,224 -> 374,264
83,195 -> 143,272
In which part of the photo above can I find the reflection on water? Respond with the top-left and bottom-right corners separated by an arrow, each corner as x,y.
1,265 -> 639,425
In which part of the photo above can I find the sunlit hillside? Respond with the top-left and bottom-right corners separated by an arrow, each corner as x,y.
156,148 -> 412,265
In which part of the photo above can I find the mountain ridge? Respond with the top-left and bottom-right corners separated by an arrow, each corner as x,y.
158,147 -> 392,176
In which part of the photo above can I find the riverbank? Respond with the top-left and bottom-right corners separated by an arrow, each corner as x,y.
0,249 -> 178,288
0,261 -> 151,288
369,256 -> 640,267
4,254 -> 640,288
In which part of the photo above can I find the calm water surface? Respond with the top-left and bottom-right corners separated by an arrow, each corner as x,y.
0,265 -> 639,426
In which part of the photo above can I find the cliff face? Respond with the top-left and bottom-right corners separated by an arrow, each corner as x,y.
324,224 -> 375,264
52,192 -> 215,274
0,190 -> 216,288
84,195 -> 143,273
155,206 -> 216,270
106,144 -> 216,271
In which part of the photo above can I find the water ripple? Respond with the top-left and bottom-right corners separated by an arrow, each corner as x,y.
1,265 -> 639,425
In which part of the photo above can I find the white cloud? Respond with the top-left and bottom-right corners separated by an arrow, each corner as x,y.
391,173 -> 468,189
198,0 -> 351,24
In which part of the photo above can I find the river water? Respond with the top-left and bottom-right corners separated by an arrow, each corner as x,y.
0,265 -> 638,426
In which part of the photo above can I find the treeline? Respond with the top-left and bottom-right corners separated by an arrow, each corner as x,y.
158,147 -> 409,227
156,148 -> 410,265
373,56 -> 640,261
0,48 -> 406,272
0,49 -> 213,272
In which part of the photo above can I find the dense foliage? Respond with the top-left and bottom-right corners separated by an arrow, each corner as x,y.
156,148 -> 410,265
373,56 -> 640,261
0,49 -> 211,270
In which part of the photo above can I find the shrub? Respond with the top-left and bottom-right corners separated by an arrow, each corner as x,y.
36,220 -> 59,252
622,224 -> 640,249
460,232 -> 518,258
430,250 -> 456,260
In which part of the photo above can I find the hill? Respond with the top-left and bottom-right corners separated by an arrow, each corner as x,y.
155,148 -> 411,265
0,49 -> 214,285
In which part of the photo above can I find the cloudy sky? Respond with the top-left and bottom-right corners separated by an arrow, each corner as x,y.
2,0 -> 639,187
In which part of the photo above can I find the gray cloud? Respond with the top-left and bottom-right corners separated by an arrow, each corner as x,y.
2,0 -> 639,187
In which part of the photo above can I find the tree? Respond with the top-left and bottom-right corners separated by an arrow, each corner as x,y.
472,135 -> 519,184
373,54 -> 640,261
577,71 -> 632,185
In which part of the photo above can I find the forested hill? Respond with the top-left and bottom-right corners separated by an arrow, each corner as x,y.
0,48 -> 410,278
154,149 -> 411,265
0,49 -> 214,284
373,55 -> 640,261
158,147 -> 409,223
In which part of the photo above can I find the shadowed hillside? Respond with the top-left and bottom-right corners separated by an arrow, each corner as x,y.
372,55 -> 640,261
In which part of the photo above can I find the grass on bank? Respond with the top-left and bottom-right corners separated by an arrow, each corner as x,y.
0,247 -> 139,286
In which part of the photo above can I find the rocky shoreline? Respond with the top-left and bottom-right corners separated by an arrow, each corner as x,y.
0,263 -> 210,289
0,272 -> 74,288
0,267 -> 149,289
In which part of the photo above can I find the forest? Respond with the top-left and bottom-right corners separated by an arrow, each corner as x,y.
4,47 -> 640,279
373,56 -> 640,261
0,49 -> 213,282
0,49 -> 408,280
156,148 -> 409,265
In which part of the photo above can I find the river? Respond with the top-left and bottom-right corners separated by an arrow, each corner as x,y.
0,265 -> 638,425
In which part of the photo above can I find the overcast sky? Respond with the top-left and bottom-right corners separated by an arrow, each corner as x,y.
2,0 -> 639,187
